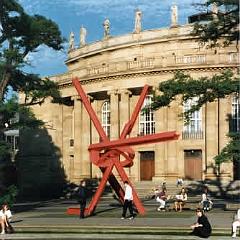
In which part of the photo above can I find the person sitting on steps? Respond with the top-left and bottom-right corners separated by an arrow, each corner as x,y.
156,188 -> 168,211
232,209 -> 240,238
174,187 -> 188,212
200,186 -> 213,212
0,203 -> 13,235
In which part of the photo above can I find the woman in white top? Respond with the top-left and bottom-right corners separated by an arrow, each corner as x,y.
174,187 -> 188,212
232,209 -> 240,238
0,204 -> 12,234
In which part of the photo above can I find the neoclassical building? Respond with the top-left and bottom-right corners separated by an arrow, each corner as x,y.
24,8 -> 239,185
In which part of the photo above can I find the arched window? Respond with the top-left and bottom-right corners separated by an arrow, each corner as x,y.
232,95 -> 240,132
139,95 -> 155,135
101,101 -> 111,137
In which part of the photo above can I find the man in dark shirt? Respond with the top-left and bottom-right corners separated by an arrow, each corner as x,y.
78,180 -> 87,219
190,208 -> 212,238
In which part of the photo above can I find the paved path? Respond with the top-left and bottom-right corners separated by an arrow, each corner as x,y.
12,200 -> 234,228
0,233 -> 235,240
7,200 -> 236,239
0,233 -> 232,240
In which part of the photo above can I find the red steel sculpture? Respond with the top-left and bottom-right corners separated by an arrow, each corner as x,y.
67,77 -> 179,217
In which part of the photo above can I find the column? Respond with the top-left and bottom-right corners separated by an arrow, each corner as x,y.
119,89 -> 131,133
205,102 -> 218,179
119,89 -> 132,179
91,98 -> 102,179
72,96 -> 82,182
152,106 -> 167,182
130,95 -> 139,181
108,90 -> 119,140
62,104 -> 73,181
218,97 -> 232,180
165,102 -> 178,181
80,95 -> 92,178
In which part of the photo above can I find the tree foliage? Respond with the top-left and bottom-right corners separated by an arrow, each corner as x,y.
214,132 -> 240,164
152,0 -> 240,167
192,0 -> 239,48
0,0 -> 65,200
152,70 -> 239,123
0,0 -> 65,102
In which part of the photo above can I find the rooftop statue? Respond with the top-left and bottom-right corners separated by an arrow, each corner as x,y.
103,18 -> 110,38
211,2 -> 218,20
80,26 -> 87,47
171,4 -> 178,26
134,9 -> 142,33
69,31 -> 75,51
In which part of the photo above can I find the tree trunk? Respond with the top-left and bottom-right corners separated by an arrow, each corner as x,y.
0,72 -> 11,101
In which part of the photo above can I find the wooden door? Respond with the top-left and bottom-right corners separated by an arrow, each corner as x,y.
140,151 -> 155,181
184,150 -> 202,180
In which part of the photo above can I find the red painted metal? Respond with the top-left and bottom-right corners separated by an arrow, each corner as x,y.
68,77 -> 179,217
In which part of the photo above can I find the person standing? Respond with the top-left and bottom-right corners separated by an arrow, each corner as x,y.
190,208 -> 212,238
232,209 -> 240,238
78,180 -> 87,219
121,181 -> 134,219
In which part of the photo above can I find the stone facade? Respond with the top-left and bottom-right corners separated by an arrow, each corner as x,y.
28,23 -> 239,184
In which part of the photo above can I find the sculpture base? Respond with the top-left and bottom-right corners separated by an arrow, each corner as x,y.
67,207 -> 89,216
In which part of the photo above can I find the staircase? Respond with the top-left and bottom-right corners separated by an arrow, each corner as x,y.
133,181 -> 186,198
132,180 -> 240,210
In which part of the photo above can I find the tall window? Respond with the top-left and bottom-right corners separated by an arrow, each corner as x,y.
232,95 -> 240,132
183,98 -> 202,133
139,95 -> 155,135
101,101 -> 111,137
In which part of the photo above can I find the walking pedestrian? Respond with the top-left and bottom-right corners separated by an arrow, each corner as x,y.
121,181 -> 134,219
78,180 -> 87,219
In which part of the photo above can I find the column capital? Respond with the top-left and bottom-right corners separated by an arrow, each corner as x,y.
152,86 -> 160,93
119,89 -> 132,96
87,95 -> 94,101
71,95 -> 81,101
107,89 -> 118,96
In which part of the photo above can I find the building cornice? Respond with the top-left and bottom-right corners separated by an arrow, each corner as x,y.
66,25 -> 195,64
58,65 -> 239,90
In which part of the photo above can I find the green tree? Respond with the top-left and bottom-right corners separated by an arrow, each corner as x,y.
152,71 -> 239,122
192,0 -> 239,48
0,0 -> 64,102
0,0 -> 65,200
214,132 -> 240,165
152,0 -> 239,171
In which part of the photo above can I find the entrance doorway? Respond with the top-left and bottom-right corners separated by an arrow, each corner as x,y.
184,150 -> 202,180
140,151 -> 155,181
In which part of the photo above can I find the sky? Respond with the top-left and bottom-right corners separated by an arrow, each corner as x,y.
18,0 -> 204,77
